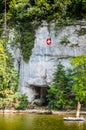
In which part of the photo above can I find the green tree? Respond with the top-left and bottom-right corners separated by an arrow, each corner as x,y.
67,0 -> 86,19
71,53 -> 86,117
47,62 -> 68,110
8,0 -> 71,21
0,38 -> 18,97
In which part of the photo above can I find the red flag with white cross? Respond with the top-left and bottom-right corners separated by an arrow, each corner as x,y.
46,38 -> 52,45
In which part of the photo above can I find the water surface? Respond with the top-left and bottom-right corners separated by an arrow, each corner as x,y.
0,113 -> 86,130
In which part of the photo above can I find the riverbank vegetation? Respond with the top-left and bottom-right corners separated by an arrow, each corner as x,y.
0,38 -> 28,110
0,0 -> 86,110
47,53 -> 86,113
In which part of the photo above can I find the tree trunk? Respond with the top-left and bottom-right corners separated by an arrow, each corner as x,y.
76,101 -> 81,118
4,0 -> 7,31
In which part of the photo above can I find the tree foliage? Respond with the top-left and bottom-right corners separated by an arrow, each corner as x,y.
67,0 -> 86,19
71,54 -> 86,102
47,54 -> 86,110
0,38 -> 29,110
0,0 -> 85,61
8,0 -> 71,21
0,38 -> 18,97
0,0 -> 86,27
47,62 -> 70,110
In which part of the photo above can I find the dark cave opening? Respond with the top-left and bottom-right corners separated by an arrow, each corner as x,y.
33,86 -> 49,106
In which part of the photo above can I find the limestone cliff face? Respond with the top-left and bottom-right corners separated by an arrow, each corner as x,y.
8,21 -> 86,102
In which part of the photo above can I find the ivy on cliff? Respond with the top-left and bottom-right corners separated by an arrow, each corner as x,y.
14,21 -> 40,62
7,0 -> 71,62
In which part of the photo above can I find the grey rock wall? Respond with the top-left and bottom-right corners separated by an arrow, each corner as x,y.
8,21 -> 86,102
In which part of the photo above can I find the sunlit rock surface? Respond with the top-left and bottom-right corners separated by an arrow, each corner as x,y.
8,21 -> 86,102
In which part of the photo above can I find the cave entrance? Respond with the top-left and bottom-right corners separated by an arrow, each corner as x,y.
34,86 -> 48,105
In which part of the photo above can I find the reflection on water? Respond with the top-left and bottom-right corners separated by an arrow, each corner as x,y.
0,113 -> 86,130
64,121 -> 85,130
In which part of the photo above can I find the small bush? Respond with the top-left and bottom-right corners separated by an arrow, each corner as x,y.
14,93 -> 28,110
60,35 -> 70,46
0,92 -> 28,110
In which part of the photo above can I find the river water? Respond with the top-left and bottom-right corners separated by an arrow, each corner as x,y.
0,113 -> 86,130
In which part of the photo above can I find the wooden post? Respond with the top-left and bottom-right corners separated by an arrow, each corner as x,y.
76,101 -> 81,118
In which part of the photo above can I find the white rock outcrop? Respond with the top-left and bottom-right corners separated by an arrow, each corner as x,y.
8,21 -> 86,102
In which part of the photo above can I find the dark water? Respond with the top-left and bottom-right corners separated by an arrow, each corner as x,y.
0,113 -> 86,130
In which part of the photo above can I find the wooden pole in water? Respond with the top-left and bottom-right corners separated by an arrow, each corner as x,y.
76,101 -> 81,118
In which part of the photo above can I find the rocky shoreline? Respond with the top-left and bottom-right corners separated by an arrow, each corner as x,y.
0,109 -> 86,115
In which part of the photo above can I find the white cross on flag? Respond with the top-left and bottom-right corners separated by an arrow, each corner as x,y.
46,38 -> 52,45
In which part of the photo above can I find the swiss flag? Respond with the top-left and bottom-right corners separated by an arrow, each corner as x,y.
46,38 -> 52,45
